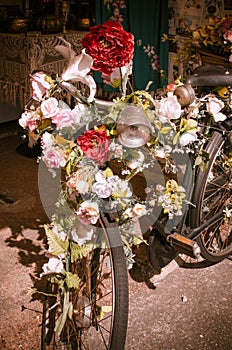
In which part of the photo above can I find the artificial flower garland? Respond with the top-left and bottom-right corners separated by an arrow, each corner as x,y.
19,20 -> 231,289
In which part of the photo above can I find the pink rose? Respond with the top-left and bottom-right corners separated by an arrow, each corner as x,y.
19,110 -> 39,132
42,147 -> 66,169
76,201 -> 99,225
52,108 -> 77,129
41,97 -> 59,119
30,72 -> 51,101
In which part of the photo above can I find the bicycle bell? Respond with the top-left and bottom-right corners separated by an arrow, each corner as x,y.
116,105 -> 152,148
174,84 -> 195,107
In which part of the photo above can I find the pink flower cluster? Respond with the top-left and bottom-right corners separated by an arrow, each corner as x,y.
41,132 -> 67,177
19,72 -> 79,132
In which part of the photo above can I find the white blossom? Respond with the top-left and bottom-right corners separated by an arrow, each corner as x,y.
40,257 -> 64,277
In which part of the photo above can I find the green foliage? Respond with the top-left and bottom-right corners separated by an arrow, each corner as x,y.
65,271 -> 81,290
45,225 -> 69,255
194,150 -> 209,172
47,274 -> 64,287
45,226 -> 69,255
54,291 -> 72,336
70,241 -> 95,263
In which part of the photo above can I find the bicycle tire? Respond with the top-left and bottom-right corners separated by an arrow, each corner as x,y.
41,216 -> 128,350
190,131 -> 232,262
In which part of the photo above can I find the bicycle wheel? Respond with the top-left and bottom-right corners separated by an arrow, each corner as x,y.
190,131 -> 232,262
41,216 -> 129,350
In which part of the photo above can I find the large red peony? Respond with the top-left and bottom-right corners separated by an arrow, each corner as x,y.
77,128 -> 110,164
82,20 -> 134,75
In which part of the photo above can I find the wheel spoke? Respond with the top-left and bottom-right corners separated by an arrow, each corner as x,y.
191,133 -> 232,261
41,221 -> 128,350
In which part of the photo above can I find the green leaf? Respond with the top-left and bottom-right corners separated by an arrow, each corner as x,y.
47,274 -> 64,287
161,126 -> 173,135
68,302 -> 73,319
54,293 -> 72,336
65,271 -> 81,290
195,155 -> 203,166
65,160 -> 71,176
70,242 -> 95,263
173,132 -> 180,145
45,225 -> 69,256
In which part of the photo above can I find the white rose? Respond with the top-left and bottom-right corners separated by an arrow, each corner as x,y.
179,131 -> 197,146
41,131 -> 54,149
207,96 -> 226,122
132,203 -> 147,217
40,257 -> 64,277
158,95 -> 182,120
70,220 -> 94,246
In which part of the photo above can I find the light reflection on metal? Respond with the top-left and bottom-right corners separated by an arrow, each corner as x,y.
116,105 -> 152,148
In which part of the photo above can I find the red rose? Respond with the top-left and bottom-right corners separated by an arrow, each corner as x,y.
82,20 -> 134,75
77,129 -> 110,164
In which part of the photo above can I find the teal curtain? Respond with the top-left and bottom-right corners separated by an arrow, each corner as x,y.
94,0 -> 169,91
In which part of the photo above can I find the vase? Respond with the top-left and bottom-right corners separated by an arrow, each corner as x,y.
61,1 -> 70,33
37,15 -> 62,34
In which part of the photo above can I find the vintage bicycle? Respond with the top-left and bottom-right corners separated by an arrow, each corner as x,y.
20,63 -> 231,350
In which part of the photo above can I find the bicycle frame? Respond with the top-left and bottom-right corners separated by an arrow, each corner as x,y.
149,65 -> 232,258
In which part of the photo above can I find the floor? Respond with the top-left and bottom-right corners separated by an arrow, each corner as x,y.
0,116 -> 231,350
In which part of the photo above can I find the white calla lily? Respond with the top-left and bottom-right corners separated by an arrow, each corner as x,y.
55,39 -> 96,102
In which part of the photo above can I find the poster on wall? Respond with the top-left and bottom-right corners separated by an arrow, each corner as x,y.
168,0 -> 231,35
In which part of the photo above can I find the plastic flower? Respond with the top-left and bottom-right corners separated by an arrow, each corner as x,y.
158,95 -> 182,121
77,128 -> 111,164
40,257 -> 64,277
174,118 -> 198,146
55,40 -> 96,102
51,108 -> 78,129
41,146 -> 67,176
178,131 -> 197,146
41,131 -> 55,148
133,203 -> 147,216
82,20 -> 134,75
156,179 -> 186,219
69,220 -> 94,246
30,71 -> 52,101
18,109 -> 40,132
207,96 -> 226,122
112,178 -> 132,199
92,171 -> 115,198
76,201 -> 100,225
124,203 -> 147,218
66,174 -> 90,194
41,97 -> 59,118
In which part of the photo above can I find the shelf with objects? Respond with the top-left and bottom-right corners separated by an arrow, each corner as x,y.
0,30 -> 88,112
0,0 -> 95,117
